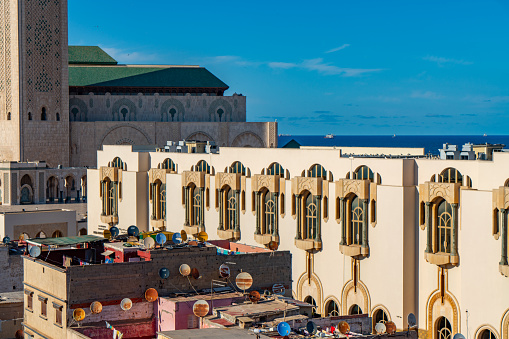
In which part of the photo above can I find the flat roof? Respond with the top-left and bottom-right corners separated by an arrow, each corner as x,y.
0,291 -> 24,304
157,328 -> 269,339
27,235 -> 104,247
162,292 -> 243,303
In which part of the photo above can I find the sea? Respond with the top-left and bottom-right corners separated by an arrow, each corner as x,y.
277,135 -> 509,155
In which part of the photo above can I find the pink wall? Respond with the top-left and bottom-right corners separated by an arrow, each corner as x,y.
77,318 -> 156,339
207,240 -> 270,253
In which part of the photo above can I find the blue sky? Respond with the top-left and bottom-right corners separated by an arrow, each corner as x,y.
68,1 -> 509,135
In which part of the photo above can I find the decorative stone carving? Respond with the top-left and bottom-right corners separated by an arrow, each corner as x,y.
292,176 -> 322,196
182,171 -> 206,188
100,166 -> 120,182
336,179 -> 370,200
419,182 -> 460,205
149,168 -> 170,185
215,172 -> 241,191
252,174 -> 280,193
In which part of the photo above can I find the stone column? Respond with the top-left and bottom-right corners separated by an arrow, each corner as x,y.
184,187 -> 190,226
218,189 -> 223,230
316,196 -> 322,242
234,190 -> 240,232
295,194 -> 302,240
361,199 -> 369,248
500,209 -> 508,266
451,203 -> 458,256
199,188 -> 205,227
425,202 -> 432,253
340,198 -> 346,245
255,191 -> 261,235
273,192 -> 279,236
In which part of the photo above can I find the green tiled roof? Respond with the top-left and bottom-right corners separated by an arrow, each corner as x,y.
27,235 -> 105,246
69,66 -> 228,89
68,46 -> 118,65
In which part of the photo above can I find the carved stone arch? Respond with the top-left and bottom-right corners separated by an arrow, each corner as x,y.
100,124 -> 152,146
69,98 -> 88,121
231,132 -> 265,148
323,295 -> 341,316
475,325 -> 500,339
160,98 -> 185,122
296,271 -> 324,315
426,290 -> 460,339
112,98 -> 137,121
341,279 -> 371,316
185,131 -> 214,142
208,98 -> 233,122
501,308 -> 509,339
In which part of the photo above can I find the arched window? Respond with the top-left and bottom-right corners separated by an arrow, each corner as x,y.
350,304 -> 363,315
192,185 -> 202,226
309,164 -> 326,179
78,228 -> 87,236
120,107 -> 129,121
160,158 -> 176,171
111,157 -> 125,170
217,108 -> 224,121
436,317 -> 452,339
101,177 -> 118,218
46,176 -> 59,203
7,112 -> 11,120
263,190 -> 276,235
28,112 -> 32,120
52,230 -> 63,238
56,113 -> 60,121
230,161 -> 246,175
41,107 -> 47,121
437,200 -> 452,253
354,165 -> 374,182
373,308 -> 389,329
325,300 -> 339,316
20,233 -> 30,241
304,296 -> 318,317
438,168 -> 462,184
35,231 -> 47,239
226,188 -> 237,230
195,160 -> 210,174
169,108 -> 177,121
305,192 -> 318,239
350,196 -> 363,245
479,329 -> 497,339
267,162 -> 284,176
71,107 -> 79,121
151,180 -> 166,221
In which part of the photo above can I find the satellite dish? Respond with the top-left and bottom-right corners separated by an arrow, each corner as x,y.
453,334 -> 466,339
249,291 -> 261,303
120,298 -> 132,311
306,321 -> 318,335
155,233 -> 167,245
159,267 -> 170,279
145,288 -> 159,302
197,231 -> 208,242
272,283 -> 285,295
277,322 -> 291,336
268,241 -> 278,251
181,230 -> 187,242
219,264 -> 230,278
144,237 -> 155,249
29,246 -> 41,258
110,226 -> 120,237
90,301 -> 103,314
386,321 -> 397,334
2,236 -> 10,244
103,229 -> 111,239
236,272 -> 253,291
15,329 -> 23,339
408,313 -> 417,328
73,308 -> 86,322
375,322 -> 386,334
338,321 -> 350,334
192,300 -> 209,317
191,268 -> 201,280
179,264 -> 191,276
127,226 -> 139,237
172,232 -> 182,244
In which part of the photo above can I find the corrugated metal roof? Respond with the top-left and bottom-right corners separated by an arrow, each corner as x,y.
27,235 -> 104,246
69,46 -> 118,65
69,66 -> 228,89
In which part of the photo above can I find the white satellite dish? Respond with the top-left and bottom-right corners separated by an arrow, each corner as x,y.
143,237 -> 155,249
29,246 -> 41,258
375,322 -> 386,334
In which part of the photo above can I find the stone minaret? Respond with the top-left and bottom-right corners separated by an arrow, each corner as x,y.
0,0 -> 69,167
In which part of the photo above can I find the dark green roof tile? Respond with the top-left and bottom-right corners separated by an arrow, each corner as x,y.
68,46 -> 117,65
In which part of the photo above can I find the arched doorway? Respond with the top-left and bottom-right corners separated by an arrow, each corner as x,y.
46,176 -> 59,203
20,175 -> 33,204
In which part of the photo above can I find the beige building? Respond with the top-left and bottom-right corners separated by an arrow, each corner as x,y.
0,0 -> 277,169
88,144 -> 509,339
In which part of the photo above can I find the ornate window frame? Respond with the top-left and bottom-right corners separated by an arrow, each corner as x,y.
182,171 -> 207,235
215,172 -> 241,241
419,182 -> 460,267
149,168 -> 172,230
492,186 -> 509,277
99,166 -> 122,225
251,174 -> 283,246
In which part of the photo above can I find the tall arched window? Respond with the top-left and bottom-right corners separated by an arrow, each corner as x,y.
111,157 -> 124,169
354,165 -> 374,182
52,230 -> 63,238
28,112 -> 32,120
7,112 -> 11,120
160,158 -> 176,171
304,296 -> 318,317
436,317 -> 452,339
479,329 -> 497,339
169,108 -> 177,121
120,107 -> 128,121
350,304 -> 363,315
195,160 -> 210,174
230,161 -> 246,175
217,108 -> 224,121
437,200 -> 453,253
373,308 -> 389,328
438,168 -> 462,184
192,185 -> 202,226
309,164 -> 326,179
263,190 -> 276,235
226,188 -> 237,230
305,192 -> 318,239
56,113 -> 60,121
41,107 -> 47,121
350,196 -> 363,245
151,180 -> 166,221
325,300 -> 339,316
267,162 -> 284,176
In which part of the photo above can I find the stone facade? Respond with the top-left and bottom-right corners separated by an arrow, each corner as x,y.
0,246 -> 23,292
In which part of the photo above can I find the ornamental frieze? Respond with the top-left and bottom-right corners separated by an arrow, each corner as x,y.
215,172 -> 241,191
493,186 -> 509,210
419,182 -> 460,205
181,170 -> 206,188
292,176 -> 322,196
335,179 -> 370,200
99,166 -> 120,182
149,168 -> 171,184
251,174 -> 280,193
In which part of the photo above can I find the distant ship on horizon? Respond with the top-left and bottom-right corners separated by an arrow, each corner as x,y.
325,133 -> 334,139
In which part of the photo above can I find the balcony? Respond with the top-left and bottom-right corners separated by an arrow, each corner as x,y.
100,215 -> 118,224
150,219 -> 166,230
254,234 -> 279,246
424,252 -> 459,267
295,238 -> 322,251
339,244 -> 369,258
217,229 -> 240,241
184,225 -> 204,236
500,264 -> 509,277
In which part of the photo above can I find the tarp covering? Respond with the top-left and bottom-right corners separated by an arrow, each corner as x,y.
26,235 -> 104,247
